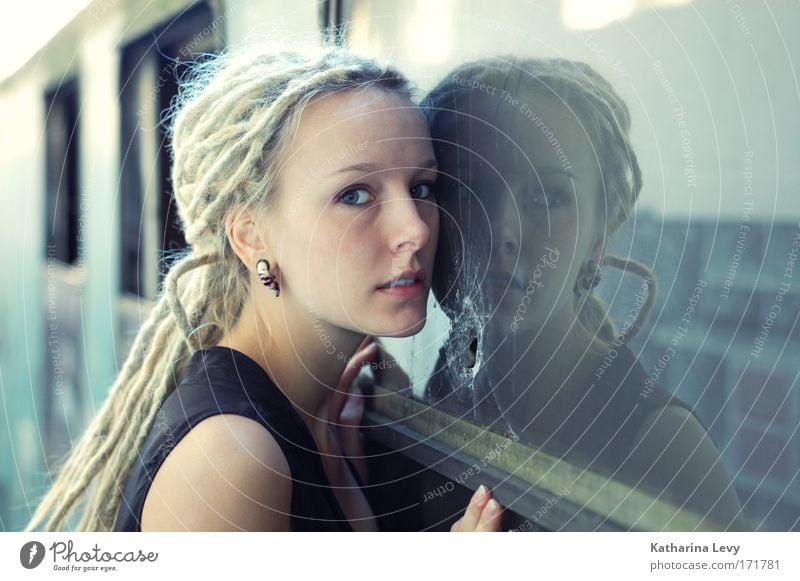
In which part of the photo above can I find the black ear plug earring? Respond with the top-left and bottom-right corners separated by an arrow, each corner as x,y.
256,259 -> 280,297
577,259 -> 602,296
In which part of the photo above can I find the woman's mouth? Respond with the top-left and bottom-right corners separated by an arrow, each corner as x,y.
377,271 -> 426,299
483,272 -> 524,297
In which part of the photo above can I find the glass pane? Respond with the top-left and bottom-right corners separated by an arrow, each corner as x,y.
345,0 -> 800,530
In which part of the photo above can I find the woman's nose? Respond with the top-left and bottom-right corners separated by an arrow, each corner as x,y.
386,195 -> 433,254
490,197 -> 520,256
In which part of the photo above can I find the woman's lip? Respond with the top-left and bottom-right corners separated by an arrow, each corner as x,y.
483,274 -> 523,292
378,271 -> 424,288
376,281 -> 427,298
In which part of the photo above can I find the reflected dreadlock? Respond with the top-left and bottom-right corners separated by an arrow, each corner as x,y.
422,56 -> 655,346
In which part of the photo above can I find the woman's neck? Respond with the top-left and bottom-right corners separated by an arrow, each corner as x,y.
484,318 -> 608,418
216,301 -> 365,454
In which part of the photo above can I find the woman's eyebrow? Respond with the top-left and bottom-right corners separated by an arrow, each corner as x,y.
331,158 -> 438,177
416,158 -> 439,171
332,162 -> 380,176
531,166 -> 577,180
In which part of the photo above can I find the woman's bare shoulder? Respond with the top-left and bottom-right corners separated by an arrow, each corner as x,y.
141,414 -> 292,531
626,405 -> 745,528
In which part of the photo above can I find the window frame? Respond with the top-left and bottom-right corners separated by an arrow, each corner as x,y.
363,385 -> 729,531
118,1 -> 222,300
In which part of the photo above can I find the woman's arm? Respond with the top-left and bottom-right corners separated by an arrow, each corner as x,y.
141,414 -> 292,531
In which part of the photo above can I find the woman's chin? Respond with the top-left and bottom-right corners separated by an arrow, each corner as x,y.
483,310 -> 546,338
371,316 -> 428,338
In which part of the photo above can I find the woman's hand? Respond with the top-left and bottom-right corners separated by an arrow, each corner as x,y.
329,336 -> 378,485
451,485 -> 504,532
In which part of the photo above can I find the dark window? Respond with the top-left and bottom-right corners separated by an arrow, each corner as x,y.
119,2 -> 222,298
45,79 -> 80,265
319,0 -> 346,44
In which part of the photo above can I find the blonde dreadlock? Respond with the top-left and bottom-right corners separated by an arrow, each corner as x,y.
26,43 -> 412,531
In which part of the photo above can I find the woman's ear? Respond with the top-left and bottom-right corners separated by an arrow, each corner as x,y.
225,205 -> 269,269
587,232 -> 607,266
574,232 -> 606,297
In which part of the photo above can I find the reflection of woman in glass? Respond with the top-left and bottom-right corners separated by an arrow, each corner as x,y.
26,46 -> 503,532
421,57 -> 743,526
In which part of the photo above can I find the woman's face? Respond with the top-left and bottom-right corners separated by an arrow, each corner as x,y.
434,90 -> 605,336
269,88 -> 439,338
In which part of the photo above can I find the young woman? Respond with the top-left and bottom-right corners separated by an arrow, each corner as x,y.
414,56 -> 745,528
25,45 -> 504,532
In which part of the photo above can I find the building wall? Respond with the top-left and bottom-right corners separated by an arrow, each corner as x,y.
0,0 -> 320,532
1,0 -> 797,531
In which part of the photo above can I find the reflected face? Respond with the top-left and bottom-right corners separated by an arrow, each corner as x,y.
269,88 -> 440,338
433,90 -> 605,334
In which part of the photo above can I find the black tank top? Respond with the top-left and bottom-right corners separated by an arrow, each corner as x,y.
114,346 -> 358,531
425,343 -> 698,475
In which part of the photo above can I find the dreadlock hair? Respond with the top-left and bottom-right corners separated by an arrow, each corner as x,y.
421,56 -> 656,347
26,42 -> 412,531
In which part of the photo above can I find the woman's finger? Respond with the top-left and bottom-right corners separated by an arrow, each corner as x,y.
451,485 -> 490,532
349,338 -> 377,370
339,385 -> 365,428
330,339 -> 377,423
476,498 -> 503,532
338,343 -> 377,392
333,338 -> 376,396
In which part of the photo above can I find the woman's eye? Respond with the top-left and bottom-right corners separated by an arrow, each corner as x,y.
337,187 -> 371,206
411,183 -> 434,199
531,190 -> 565,208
